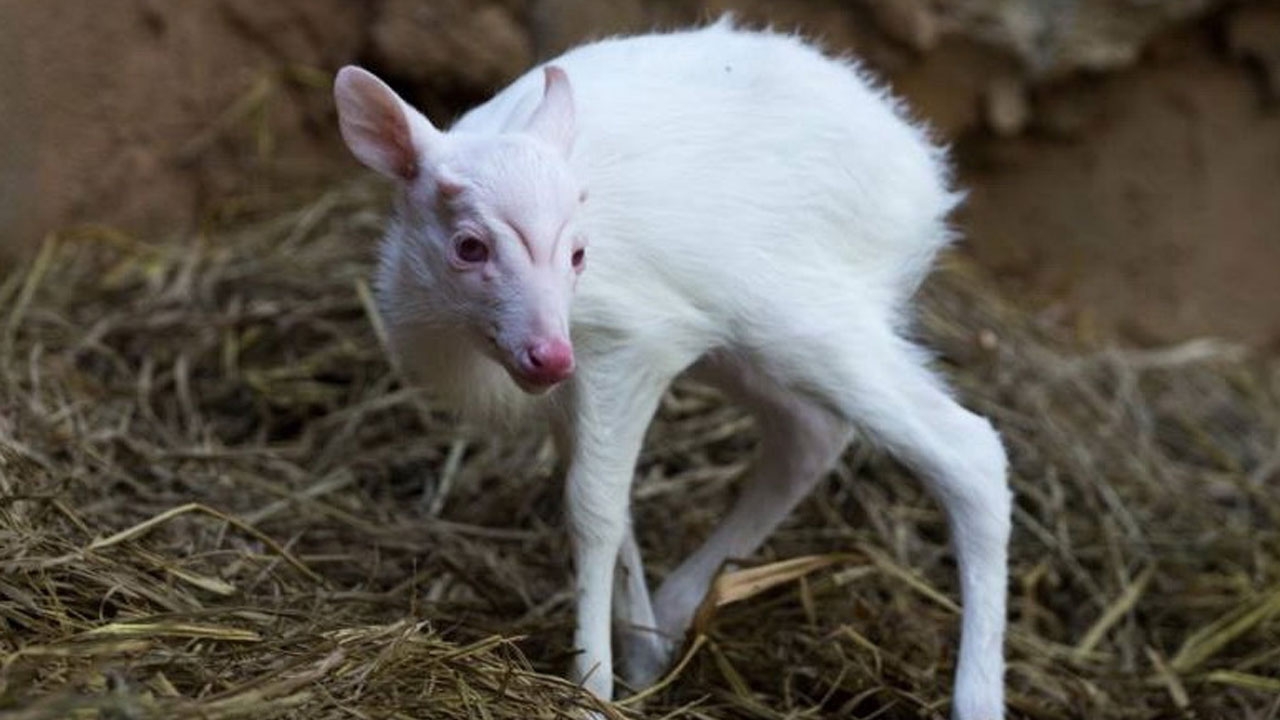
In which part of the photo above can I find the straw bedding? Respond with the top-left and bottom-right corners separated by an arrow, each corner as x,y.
2,182 -> 1278,719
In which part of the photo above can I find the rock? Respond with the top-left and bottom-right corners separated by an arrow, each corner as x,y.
890,37 -> 1022,140
1225,3 -> 1280,104
530,0 -> 651,59
865,0 -> 939,53
220,0 -> 371,69
1054,0 -> 1213,74
936,0 -> 1219,78
369,0 -> 533,100
984,76 -> 1030,136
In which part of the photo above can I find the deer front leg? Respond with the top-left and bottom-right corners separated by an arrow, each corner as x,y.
563,372 -> 669,701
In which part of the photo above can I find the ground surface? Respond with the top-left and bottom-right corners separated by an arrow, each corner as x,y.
2,184 -> 1278,719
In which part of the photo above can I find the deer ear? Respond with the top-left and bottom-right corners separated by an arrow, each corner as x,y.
523,66 -> 575,158
334,66 -> 440,181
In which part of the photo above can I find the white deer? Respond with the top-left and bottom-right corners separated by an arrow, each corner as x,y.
334,19 -> 1011,720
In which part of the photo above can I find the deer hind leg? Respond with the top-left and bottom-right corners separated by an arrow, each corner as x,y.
790,326 -> 1012,720
612,521 -> 672,690
618,355 -> 852,687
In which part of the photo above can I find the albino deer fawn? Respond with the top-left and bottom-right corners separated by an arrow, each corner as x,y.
334,19 -> 1011,720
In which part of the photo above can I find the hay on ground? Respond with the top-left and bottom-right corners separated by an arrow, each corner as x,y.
2,182 -> 1278,719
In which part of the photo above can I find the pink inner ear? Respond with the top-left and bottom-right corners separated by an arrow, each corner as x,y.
523,66 -> 576,157
335,67 -> 422,181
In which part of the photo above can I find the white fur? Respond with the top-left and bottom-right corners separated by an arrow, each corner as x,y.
336,19 -> 1011,720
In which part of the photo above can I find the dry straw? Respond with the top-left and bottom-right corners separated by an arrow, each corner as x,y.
2,181 -> 1278,719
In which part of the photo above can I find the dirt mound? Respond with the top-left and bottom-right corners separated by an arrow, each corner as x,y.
2,183 -> 1278,719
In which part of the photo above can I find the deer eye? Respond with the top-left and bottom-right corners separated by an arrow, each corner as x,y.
454,235 -> 490,264
571,248 -> 585,269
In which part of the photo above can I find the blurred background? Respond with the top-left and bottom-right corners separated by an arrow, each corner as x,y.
0,0 -> 1274,348
2,0 -> 1278,348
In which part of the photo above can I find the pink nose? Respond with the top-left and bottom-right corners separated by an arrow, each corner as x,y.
519,338 -> 575,385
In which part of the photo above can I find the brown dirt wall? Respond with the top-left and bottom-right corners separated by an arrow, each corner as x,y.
0,0 -> 1276,346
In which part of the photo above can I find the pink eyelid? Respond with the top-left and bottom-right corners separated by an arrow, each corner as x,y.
499,214 -> 579,264
450,233 -> 490,267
